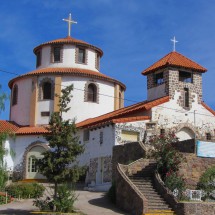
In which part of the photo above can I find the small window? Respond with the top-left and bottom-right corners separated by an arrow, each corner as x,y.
154,72 -> 164,85
87,83 -> 97,102
41,111 -> 50,117
160,129 -> 165,136
96,53 -> 100,69
206,133 -> 211,140
184,88 -> 189,108
121,130 -> 140,142
42,82 -> 52,99
36,50 -> 41,67
78,48 -> 86,63
53,46 -> 61,62
83,130 -> 90,142
179,71 -> 193,83
12,84 -> 18,106
100,131 -> 103,145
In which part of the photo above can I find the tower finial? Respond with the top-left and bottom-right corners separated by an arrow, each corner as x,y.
63,13 -> 77,37
171,36 -> 178,52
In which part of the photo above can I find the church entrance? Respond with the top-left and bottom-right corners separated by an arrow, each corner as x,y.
176,127 -> 195,141
26,146 -> 46,179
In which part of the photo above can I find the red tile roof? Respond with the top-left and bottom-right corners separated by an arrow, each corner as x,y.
142,51 -> 207,75
16,126 -> 49,135
33,36 -> 103,56
8,67 -> 126,90
0,121 -> 49,135
201,102 -> 215,116
76,96 -> 169,129
0,121 -> 19,133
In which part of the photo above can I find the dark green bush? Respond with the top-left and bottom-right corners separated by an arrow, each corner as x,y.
165,172 -> 185,197
107,183 -> 116,204
197,165 -> 215,200
54,184 -> 77,212
6,183 -> 45,199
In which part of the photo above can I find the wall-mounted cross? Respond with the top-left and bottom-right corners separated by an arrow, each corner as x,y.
63,13 -> 77,37
171,36 -> 178,52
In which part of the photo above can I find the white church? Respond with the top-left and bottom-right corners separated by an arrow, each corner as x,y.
1,14 -> 215,189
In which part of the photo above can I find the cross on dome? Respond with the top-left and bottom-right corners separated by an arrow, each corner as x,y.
63,13 -> 77,37
171,36 -> 178,52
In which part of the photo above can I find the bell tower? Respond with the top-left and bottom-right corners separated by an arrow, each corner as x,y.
142,51 -> 207,109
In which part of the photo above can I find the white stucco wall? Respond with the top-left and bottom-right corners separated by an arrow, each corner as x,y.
151,90 -> 215,140
13,135 -> 47,169
10,78 -> 32,125
37,45 -> 99,72
4,135 -> 47,171
61,76 -> 115,123
78,125 -> 115,166
115,120 -> 149,145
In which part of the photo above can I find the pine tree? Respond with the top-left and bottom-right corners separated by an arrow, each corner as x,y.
38,84 -> 84,206
0,85 -> 8,188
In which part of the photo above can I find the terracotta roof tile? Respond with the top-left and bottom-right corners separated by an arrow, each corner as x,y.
16,126 -> 49,135
0,121 -> 19,133
0,121 -> 49,135
201,102 -> 215,116
8,67 -> 126,90
112,116 -> 151,123
142,51 -> 207,75
76,96 -> 169,128
33,36 -> 103,56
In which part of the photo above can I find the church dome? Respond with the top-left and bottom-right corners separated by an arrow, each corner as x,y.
33,36 -> 103,57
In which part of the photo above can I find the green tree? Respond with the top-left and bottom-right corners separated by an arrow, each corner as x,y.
0,85 -> 8,188
38,84 -> 84,211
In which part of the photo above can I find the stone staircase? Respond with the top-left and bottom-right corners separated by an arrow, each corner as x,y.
128,161 -> 176,215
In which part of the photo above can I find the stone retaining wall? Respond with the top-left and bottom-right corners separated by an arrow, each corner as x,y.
112,141 -> 146,182
153,171 -> 215,215
178,153 -> 215,189
116,163 -> 148,215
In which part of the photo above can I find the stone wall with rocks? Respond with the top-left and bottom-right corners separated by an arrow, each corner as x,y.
153,172 -> 215,215
116,163 -> 148,215
147,68 -> 203,108
178,153 -> 215,189
112,142 -> 146,182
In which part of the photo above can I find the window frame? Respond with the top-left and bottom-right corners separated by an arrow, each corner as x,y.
12,84 -> 18,106
36,50 -> 42,67
184,88 -> 189,108
87,83 -> 97,102
51,45 -> 62,63
95,52 -> 100,70
154,72 -> 164,85
39,78 -> 54,101
83,130 -> 90,142
179,71 -> 193,83
206,133 -> 212,140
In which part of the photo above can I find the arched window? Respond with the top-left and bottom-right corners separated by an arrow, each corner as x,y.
87,83 -> 97,102
42,82 -> 52,99
12,84 -> 18,106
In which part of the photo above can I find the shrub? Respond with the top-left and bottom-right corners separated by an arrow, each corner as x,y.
149,133 -> 182,179
197,166 -> 215,200
53,184 -> 77,212
34,183 -> 77,213
107,183 -> 116,204
165,172 -> 185,199
6,183 -> 45,199
0,168 -> 7,189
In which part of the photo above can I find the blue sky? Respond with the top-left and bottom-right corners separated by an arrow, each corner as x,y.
1,0 -> 215,120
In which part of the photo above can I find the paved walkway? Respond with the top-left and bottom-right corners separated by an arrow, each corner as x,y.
0,191 -> 129,215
